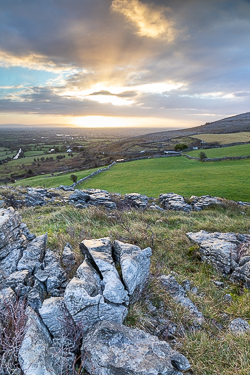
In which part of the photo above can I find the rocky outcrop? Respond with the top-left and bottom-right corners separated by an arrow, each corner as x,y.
0,207 -> 191,374
160,275 -> 204,327
159,193 -> 223,212
187,231 -> 250,286
81,320 -> 191,375
124,193 -> 149,209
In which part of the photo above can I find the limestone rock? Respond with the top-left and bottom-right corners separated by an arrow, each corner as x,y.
0,287 -> 16,311
228,318 -> 250,335
159,193 -> 192,212
39,297 -> 75,338
19,307 -> 60,375
62,243 -> 76,270
80,238 -> 129,305
81,320 -> 191,375
113,240 -> 152,303
160,275 -> 204,325
124,193 -> 148,209
17,234 -> 47,274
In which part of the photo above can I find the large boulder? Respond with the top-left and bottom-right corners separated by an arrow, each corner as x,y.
124,193 -> 148,209
81,320 -> 191,375
159,193 -> 192,212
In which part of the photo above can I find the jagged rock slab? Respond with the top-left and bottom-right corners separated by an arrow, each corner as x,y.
0,207 -> 22,258
190,195 -> 223,211
68,189 -> 90,204
76,260 -> 102,296
113,240 -> 152,303
17,234 -> 47,274
80,238 -> 129,305
19,307 -> 61,375
62,243 -> 76,270
160,275 -> 204,325
89,191 -> 116,209
81,320 -> 191,375
39,297 -> 75,338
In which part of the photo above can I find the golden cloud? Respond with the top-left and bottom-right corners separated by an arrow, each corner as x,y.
0,51 -> 78,73
111,0 -> 175,40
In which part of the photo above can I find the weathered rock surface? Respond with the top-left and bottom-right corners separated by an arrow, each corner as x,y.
125,192 -> 148,209
159,193 -> 192,212
160,275 -> 204,326
62,243 -> 76,270
228,318 -> 250,335
17,234 -> 47,274
19,307 -> 60,375
187,231 -> 250,286
81,320 -> 191,375
113,240 -> 152,303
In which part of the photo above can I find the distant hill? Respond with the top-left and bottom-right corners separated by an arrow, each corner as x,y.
130,112 -> 250,143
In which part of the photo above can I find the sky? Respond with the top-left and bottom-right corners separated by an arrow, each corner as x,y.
0,0 -> 250,128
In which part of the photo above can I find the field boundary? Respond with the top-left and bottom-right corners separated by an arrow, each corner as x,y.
72,161 -> 117,188
183,154 -> 250,162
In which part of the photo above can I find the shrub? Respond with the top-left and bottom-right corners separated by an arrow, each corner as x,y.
199,151 -> 207,161
70,174 -> 78,183
174,143 -> 188,151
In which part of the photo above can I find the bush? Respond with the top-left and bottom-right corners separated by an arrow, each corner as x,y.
174,143 -> 188,151
199,151 -> 207,161
70,174 -> 78,183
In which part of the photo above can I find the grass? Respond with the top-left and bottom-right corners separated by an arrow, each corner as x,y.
20,203 -> 250,375
11,167 -> 99,188
187,144 -> 250,158
191,132 -> 250,145
77,157 -> 250,201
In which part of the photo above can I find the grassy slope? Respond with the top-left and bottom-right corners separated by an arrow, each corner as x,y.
78,157 -> 250,201
21,203 -> 250,375
187,143 -> 250,157
190,132 -> 250,144
12,167 -> 98,188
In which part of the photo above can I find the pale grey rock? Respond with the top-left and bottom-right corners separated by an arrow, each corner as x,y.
231,262 -> 250,288
19,307 -> 61,375
3,270 -> 29,294
0,248 -> 23,277
68,189 -> 90,204
35,249 -> 67,296
149,203 -> 164,211
0,287 -> 16,311
25,194 -> 46,207
62,243 -> 76,271
39,297 -> 75,338
17,234 -> 47,274
0,207 -> 22,255
81,238 -> 129,305
81,320 -> 191,375
59,185 -> 74,191
160,275 -> 204,325
125,193 -> 148,209
76,260 -> 102,296
224,294 -> 232,303
159,193 -> 192,212
228,318 -> 250,335
89,191 -> 116,209
64,277 -> 102,332
113,240 -> 152,303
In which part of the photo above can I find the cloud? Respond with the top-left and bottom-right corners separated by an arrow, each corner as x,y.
111,0 -> 175,40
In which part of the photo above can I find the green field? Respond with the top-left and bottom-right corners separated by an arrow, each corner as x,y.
76,157 -> 250,201
187,144 -> 250,158
12,167 -> 98,188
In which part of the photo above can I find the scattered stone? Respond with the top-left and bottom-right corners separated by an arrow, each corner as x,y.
228,318 -> 250,335
213,281 -> 225,288
182,279 -> 191,292
224,294 -> 232,303
81,320 -> 191,375
160,275 -> 204,325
